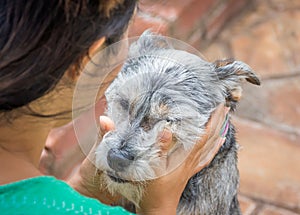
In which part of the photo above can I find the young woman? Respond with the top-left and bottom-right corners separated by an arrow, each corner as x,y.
0,0 -> 229,214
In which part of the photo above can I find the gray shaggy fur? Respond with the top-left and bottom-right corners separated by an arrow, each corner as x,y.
95,30 -> 260,214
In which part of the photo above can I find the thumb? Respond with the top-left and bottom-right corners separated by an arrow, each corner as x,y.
99,116 -> 115,135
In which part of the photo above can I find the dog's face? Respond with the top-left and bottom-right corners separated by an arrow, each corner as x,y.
95,31 -> 260,204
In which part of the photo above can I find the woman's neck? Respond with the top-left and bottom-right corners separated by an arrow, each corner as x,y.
0,148 -> 42,185
0,114 -> 55,185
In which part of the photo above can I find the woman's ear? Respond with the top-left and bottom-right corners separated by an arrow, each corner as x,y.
67,37 -> 106,81
89,37 -> 106,56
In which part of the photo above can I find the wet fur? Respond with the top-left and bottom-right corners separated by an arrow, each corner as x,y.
95,31 -> 260,214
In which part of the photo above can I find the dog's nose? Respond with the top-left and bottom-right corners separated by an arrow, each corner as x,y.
107,148 -> 134,172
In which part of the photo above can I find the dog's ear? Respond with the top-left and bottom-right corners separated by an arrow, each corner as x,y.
213,59 -> 261,107
129,30 -> 172,57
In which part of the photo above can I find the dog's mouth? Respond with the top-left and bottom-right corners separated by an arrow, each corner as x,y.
106,172 -> 130,184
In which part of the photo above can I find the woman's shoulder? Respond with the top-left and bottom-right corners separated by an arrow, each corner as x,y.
0,176 -> 133,214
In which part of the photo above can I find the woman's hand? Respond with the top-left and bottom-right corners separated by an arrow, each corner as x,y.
137,103 -> 230,214
68,103 -> 230,214
67,116 -> 122,205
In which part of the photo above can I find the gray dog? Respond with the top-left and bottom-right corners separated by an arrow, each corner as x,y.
95,31 -> 260,214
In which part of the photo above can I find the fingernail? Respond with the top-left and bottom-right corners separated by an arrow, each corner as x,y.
220,114 -> 229,138
158,129 -> 173,152
158,129 -> 172,143
225,106 -> 231,113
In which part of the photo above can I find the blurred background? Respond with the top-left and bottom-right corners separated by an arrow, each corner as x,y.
128,0 -> 300,214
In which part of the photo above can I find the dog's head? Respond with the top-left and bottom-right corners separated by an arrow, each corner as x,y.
95,30 -> 260,204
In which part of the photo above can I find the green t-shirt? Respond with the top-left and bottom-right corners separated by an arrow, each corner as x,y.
0,176 -> 134,215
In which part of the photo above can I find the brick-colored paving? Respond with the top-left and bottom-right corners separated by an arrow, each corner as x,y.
131,0 -> 300,214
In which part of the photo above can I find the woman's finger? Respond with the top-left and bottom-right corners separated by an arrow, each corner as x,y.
191,104 -> 230,174
158,129 -> 173,153
99,116 -> 115,136
207,105 -> 230,139
196,137 -> 226,172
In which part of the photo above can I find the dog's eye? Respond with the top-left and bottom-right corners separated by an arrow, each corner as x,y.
119,98 -> 129,110
141,120 -> 151,131
166,118 -> 172,123
141,117 -> 153,131
141,123 -> 151,131
165,117 -> 180,123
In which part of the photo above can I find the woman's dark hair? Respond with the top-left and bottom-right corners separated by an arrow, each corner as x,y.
0,0 -> 136,111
